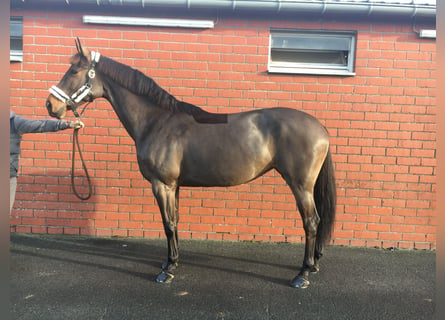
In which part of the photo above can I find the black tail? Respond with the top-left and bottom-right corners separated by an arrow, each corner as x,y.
314,149 -> 336,246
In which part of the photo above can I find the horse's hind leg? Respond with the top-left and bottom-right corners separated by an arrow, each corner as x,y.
289,187 -> 320,288
151,180 -> 180,283
314,231 -> 324,272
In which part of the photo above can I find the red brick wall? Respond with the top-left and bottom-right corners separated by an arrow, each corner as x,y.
10,9 -> 436,250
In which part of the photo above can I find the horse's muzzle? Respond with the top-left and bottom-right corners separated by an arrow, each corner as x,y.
46,99 -> 65,119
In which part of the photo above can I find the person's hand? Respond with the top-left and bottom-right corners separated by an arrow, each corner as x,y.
73,120 -> 85,129
68,120 -> 85,129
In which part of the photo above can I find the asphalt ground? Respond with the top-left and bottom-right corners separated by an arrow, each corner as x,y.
10,233 -> 435,320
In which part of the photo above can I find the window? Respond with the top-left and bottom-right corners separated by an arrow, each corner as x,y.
268,30 -> 357,76
10,16 -> 23,62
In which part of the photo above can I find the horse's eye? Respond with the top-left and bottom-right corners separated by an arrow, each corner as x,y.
70,69 -> 79,75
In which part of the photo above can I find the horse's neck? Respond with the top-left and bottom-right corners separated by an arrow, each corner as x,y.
102,80 -> 163,142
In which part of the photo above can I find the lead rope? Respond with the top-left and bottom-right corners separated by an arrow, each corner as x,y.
71,103 -> 92,200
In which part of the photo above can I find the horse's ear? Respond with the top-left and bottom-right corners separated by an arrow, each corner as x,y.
75,37 -> 82,55
75,37 -> 90,60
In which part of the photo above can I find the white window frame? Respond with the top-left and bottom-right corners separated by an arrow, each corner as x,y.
268,29 -> 357,76
10,16 -> 23,62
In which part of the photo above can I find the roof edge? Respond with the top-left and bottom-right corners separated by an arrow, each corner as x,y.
11,0 -> 436,20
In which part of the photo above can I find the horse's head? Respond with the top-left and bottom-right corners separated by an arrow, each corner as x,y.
46,38 -> 103,119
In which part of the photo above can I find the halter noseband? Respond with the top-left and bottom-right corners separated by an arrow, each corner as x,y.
49,51 -> 100,118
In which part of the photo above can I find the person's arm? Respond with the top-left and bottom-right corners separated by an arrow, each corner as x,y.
13,115 -> 74,134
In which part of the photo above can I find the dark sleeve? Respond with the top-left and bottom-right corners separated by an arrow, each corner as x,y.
14,115 -> 69,134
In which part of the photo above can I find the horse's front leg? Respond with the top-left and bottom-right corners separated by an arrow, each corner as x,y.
152,180 -> 180,284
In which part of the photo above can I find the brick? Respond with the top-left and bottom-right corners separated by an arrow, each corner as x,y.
395,42 -> 419,51
368,224 -> 390,232
354,231 -> 378,240
259,227 -> 283,235
343,223 -> 367,231
238,226 -> 259,234
214,225 -> 236,233
369,41 -> 393,50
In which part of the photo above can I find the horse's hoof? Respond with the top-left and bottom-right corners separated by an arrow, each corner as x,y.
155,270 -> 175,284
290,276 -> 310,289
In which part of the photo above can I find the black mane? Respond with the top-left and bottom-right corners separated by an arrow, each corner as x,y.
97,55 -> 227,123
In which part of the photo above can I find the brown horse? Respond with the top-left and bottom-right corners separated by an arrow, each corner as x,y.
46,39 -> 336,288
